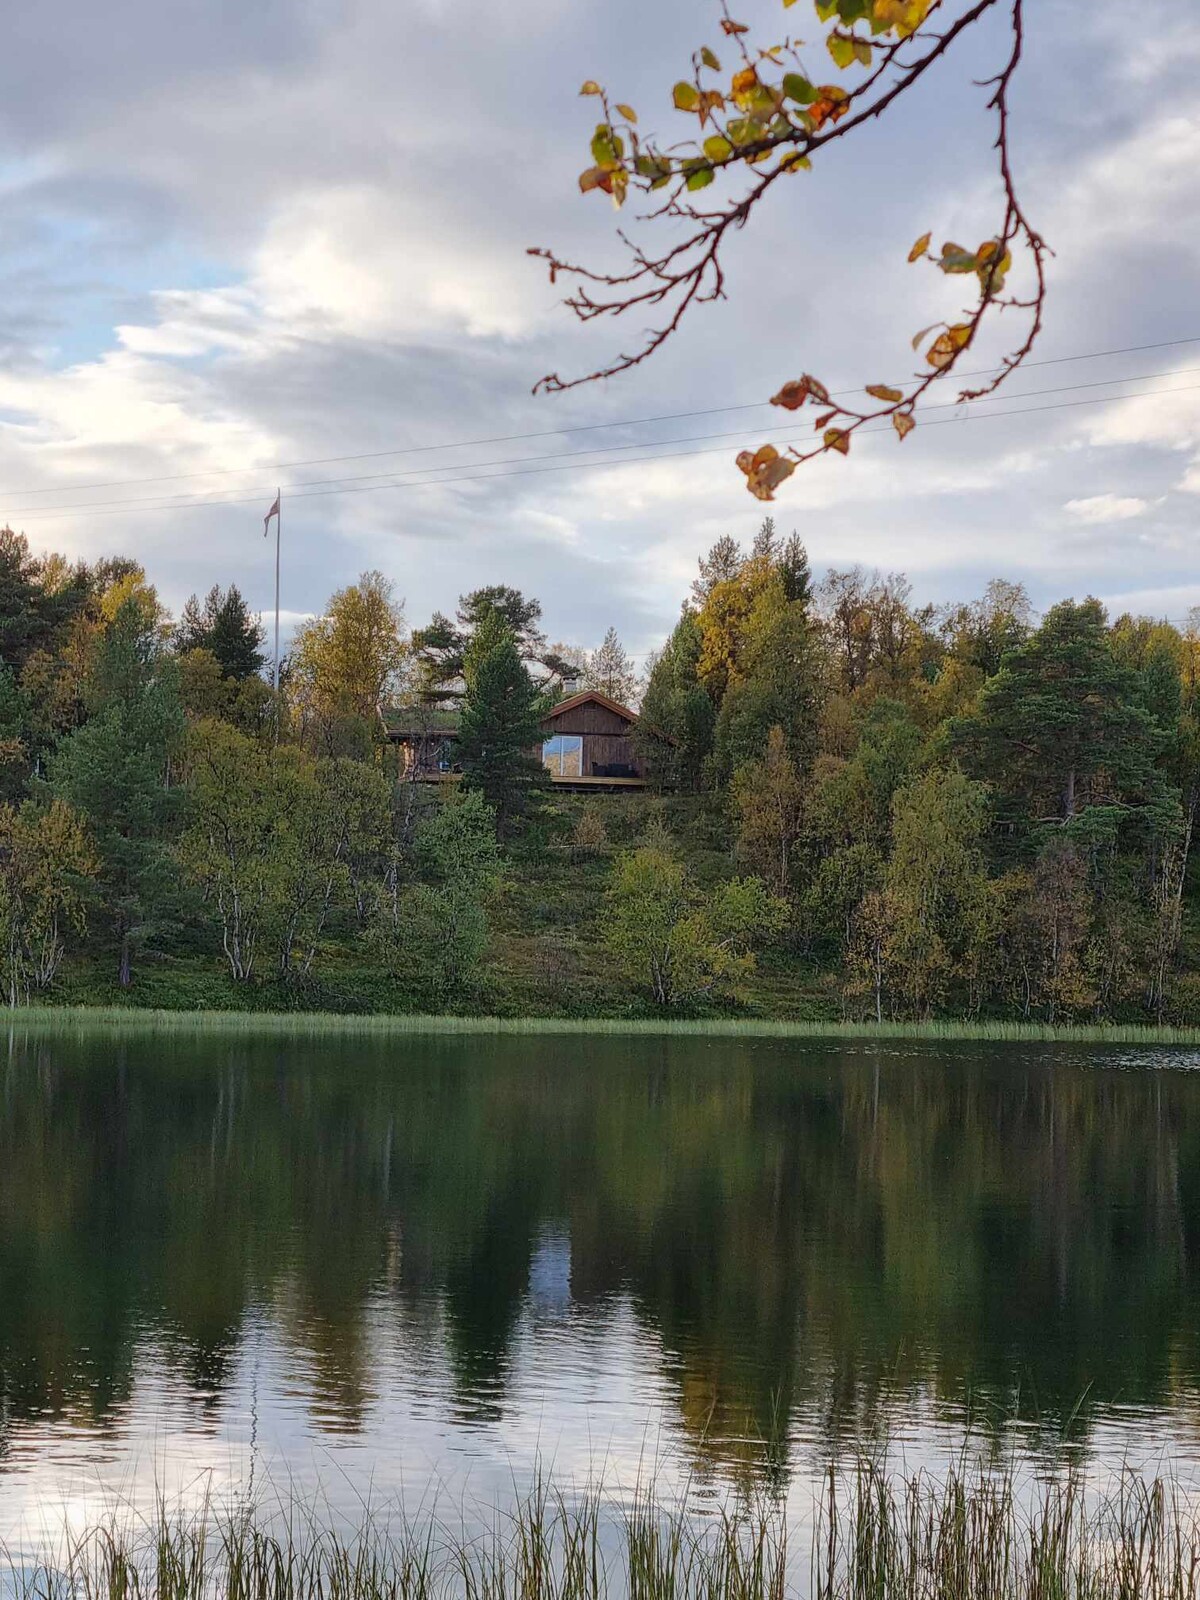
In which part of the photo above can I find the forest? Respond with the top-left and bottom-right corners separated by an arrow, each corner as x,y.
0,515 -> 1196,1025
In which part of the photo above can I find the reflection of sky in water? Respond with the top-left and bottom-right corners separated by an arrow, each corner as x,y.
7,1029 -> 1200,1582
6,1285 -> 1200,1568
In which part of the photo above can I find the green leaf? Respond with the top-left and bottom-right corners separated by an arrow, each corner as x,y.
673,80 -> 701,112
634,152 -> 671,183
827,32 -> 856,67
703,134 -> 732,161
815,0 -> 838,17
590,124 -> 624,169
939,242 -> 978,274
782,72 -> 817,103
683,160 -> 715,191
700,46 -> 721,70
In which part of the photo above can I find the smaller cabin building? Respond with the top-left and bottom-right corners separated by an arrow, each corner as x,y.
385,689 -> 648,790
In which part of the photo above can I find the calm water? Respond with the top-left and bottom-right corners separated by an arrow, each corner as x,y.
3,1027 -> 1200,1547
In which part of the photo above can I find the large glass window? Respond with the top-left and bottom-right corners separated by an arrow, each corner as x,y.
542,733 -> 583,778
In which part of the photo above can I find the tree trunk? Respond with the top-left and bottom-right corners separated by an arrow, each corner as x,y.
118,933 -> 132,988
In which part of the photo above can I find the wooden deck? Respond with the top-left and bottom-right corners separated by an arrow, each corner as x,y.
403,771 -> 646,790
551,774 -> 647,789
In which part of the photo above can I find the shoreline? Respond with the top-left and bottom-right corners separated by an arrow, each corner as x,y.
4,1004 -> 1200,1045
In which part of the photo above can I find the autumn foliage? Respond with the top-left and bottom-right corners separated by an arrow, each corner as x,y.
533,0 -> 1045,495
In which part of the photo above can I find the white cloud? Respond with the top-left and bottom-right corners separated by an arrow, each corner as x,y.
3,0 -> 1200,653
1084,384 -> 1200,452
1063,494 -> 1154,523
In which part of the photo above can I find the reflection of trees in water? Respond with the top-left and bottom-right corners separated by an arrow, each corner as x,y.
0,1035 -> 1198,1479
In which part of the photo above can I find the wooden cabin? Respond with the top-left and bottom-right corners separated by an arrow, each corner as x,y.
539,690 -> 645,786
384,690 -> 647,790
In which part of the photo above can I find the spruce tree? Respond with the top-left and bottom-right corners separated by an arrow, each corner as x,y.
779,533 -> 813,608
636,610 -> 715,789
584,626 -> 638,704
751,516 -> 778,564
690,535 -> 743,606
176,584 -> 266,680
50,596 -> 184,986
457,609 -> 548,839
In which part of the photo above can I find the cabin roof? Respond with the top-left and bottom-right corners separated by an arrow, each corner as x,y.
381,705 -> 460,739
384,688 -> 640,741
545,689 -> 638,724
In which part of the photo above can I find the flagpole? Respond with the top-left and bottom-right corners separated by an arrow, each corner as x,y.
273,487 -> 281,743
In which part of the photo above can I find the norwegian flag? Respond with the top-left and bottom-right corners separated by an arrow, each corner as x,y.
264,491 -> 280,535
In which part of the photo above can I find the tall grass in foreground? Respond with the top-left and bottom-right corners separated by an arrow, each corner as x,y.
817,1463 -> 1200,1600
7,1005 -> 1200,1046
9,1468 -> 1200,1600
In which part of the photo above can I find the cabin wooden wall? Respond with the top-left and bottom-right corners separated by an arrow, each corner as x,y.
580,732 -> 641,773
542,702 -> 631,737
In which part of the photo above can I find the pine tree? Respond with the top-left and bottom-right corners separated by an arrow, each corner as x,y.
954,598 -> 1163,826
584,626 -> 639,705
457,610 -> 548,839
413,586 -> 575,694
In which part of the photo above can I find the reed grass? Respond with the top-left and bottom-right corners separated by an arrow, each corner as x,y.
4,1005 -> 1200,1047
8,1467 -> 1200,1600
815,1461 -> 1200,1600
6,1489 -> 785,1600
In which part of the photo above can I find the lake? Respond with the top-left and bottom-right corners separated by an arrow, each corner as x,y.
3,1025 -> 1200,1553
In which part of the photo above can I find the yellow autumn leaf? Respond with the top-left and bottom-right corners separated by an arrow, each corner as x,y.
616,104 -> 637,123
736,444 -> 796,500
893,410 -> 916,439
908,231 -> 931,263
926,323 -> 972,369
824,428 -> 851,455
866,383 -> 904,403
579,81 -> 602,96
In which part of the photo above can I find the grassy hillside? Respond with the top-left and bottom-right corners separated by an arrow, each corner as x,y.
45,789 -> 838,1019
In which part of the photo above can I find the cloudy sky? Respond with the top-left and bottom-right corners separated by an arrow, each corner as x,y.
1,0 -> 1197,666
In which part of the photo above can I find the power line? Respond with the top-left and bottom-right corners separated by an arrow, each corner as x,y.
2,333 -> 1199,500
10,380 -> 1200,526
8,370 -> 1200,522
